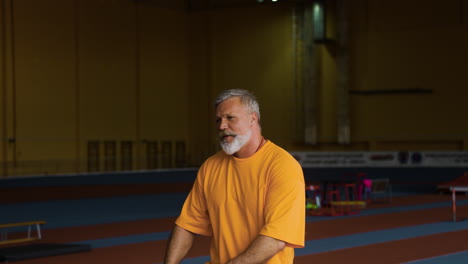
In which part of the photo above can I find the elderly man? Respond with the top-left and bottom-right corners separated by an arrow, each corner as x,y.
164,89 -> 305,264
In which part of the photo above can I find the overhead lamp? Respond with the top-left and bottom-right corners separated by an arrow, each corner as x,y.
313,0 -> 327,43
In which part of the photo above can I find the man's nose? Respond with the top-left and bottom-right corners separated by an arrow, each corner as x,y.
218,119 -> 228,130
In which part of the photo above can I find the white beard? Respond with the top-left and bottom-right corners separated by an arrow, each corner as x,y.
219,130 -> 252,155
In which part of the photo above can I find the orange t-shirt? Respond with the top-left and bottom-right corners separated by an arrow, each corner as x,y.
175,141 -> 305,264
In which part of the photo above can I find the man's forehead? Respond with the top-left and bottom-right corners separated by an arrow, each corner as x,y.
216,97 -> 249,114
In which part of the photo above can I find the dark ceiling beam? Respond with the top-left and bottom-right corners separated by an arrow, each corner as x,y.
187,0 -> 305,11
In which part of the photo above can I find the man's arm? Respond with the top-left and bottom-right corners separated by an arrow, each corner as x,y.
164,225 -> 196,264
226,235 -> 286,264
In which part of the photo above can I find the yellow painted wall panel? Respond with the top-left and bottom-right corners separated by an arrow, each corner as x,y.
78,0 -> 137,140
13,0 -> 76,163
4,0 -> 468,176
188,12 -> 215,164
209,5 -> 296,148
350,1 -> 468,142
138,6 -> 189,141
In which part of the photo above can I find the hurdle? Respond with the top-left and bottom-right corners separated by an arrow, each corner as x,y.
330,200 -> 366,215
449,186 -> 468,222
0,221 -> 46,245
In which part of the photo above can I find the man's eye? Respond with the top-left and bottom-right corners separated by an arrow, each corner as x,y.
227,116 -> 235,120
215,118 -> 221,124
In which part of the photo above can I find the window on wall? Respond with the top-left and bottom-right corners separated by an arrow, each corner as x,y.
146,141 -> 158,170
175,141 -> 186,168
87,141 -> 100,172
120,141 -> 133,171
161,141 -> 173,168
104,141 -> 117,171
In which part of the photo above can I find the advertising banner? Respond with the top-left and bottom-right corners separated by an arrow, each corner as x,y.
290,151 -> 468,168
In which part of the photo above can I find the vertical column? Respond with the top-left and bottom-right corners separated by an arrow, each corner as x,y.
336,0 -> 351,144
1,0 -> 7,177
74,0 -> 81,173
134,0 -> 141,170
1,0 -> 15,177
300,2 -> 319,145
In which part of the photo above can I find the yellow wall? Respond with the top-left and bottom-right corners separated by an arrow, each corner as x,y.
208,5 -> 297,148
350,0 -> 468,150
14,0 -> 76,174
1,0 -> 468,177
188,11 -> 214,164
187,4 -> 300,162
1,0 -> 190,176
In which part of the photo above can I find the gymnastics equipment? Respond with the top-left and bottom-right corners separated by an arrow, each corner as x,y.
0,221 -> 91,262
0,221 -> 46,245
369,178 -> 392,203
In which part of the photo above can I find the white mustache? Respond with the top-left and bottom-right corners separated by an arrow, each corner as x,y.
219,131 -> 237,139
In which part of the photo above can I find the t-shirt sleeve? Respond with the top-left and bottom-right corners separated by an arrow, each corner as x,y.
259,155 -> 305,248
175,168 -> 213,236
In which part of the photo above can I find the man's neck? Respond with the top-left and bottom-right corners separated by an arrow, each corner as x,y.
234,134 -> 265,159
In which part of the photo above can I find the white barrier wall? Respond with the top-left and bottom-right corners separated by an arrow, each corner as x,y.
290,151 -> 468,168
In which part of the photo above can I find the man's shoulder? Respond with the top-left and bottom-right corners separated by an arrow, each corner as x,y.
265,141 -> 299,162
263,142 -> 304,181
262,142 -> 302,171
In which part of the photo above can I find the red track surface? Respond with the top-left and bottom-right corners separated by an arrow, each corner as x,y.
5,194 -> 468,264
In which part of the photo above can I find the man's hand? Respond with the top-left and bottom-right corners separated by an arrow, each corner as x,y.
225,235 -> 286,264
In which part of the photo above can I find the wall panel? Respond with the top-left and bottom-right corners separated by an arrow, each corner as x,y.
350,0 -> 468,145
138,6 -> 189,141
13,0 -> 76,174
0,0 -> 5,172
78,0 -> 137,140
188,12 -> 214,164
3,0 -> 468,176
210,5 -> 296,148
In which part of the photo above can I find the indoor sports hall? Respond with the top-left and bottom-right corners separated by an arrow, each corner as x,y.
1,0 -> 468,263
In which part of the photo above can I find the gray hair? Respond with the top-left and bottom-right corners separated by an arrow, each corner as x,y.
214,89 -> 261,120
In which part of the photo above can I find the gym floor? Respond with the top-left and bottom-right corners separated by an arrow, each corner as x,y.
1,171 -> 468,264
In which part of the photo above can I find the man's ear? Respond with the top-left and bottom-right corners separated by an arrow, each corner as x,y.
251,112 -> 258,124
